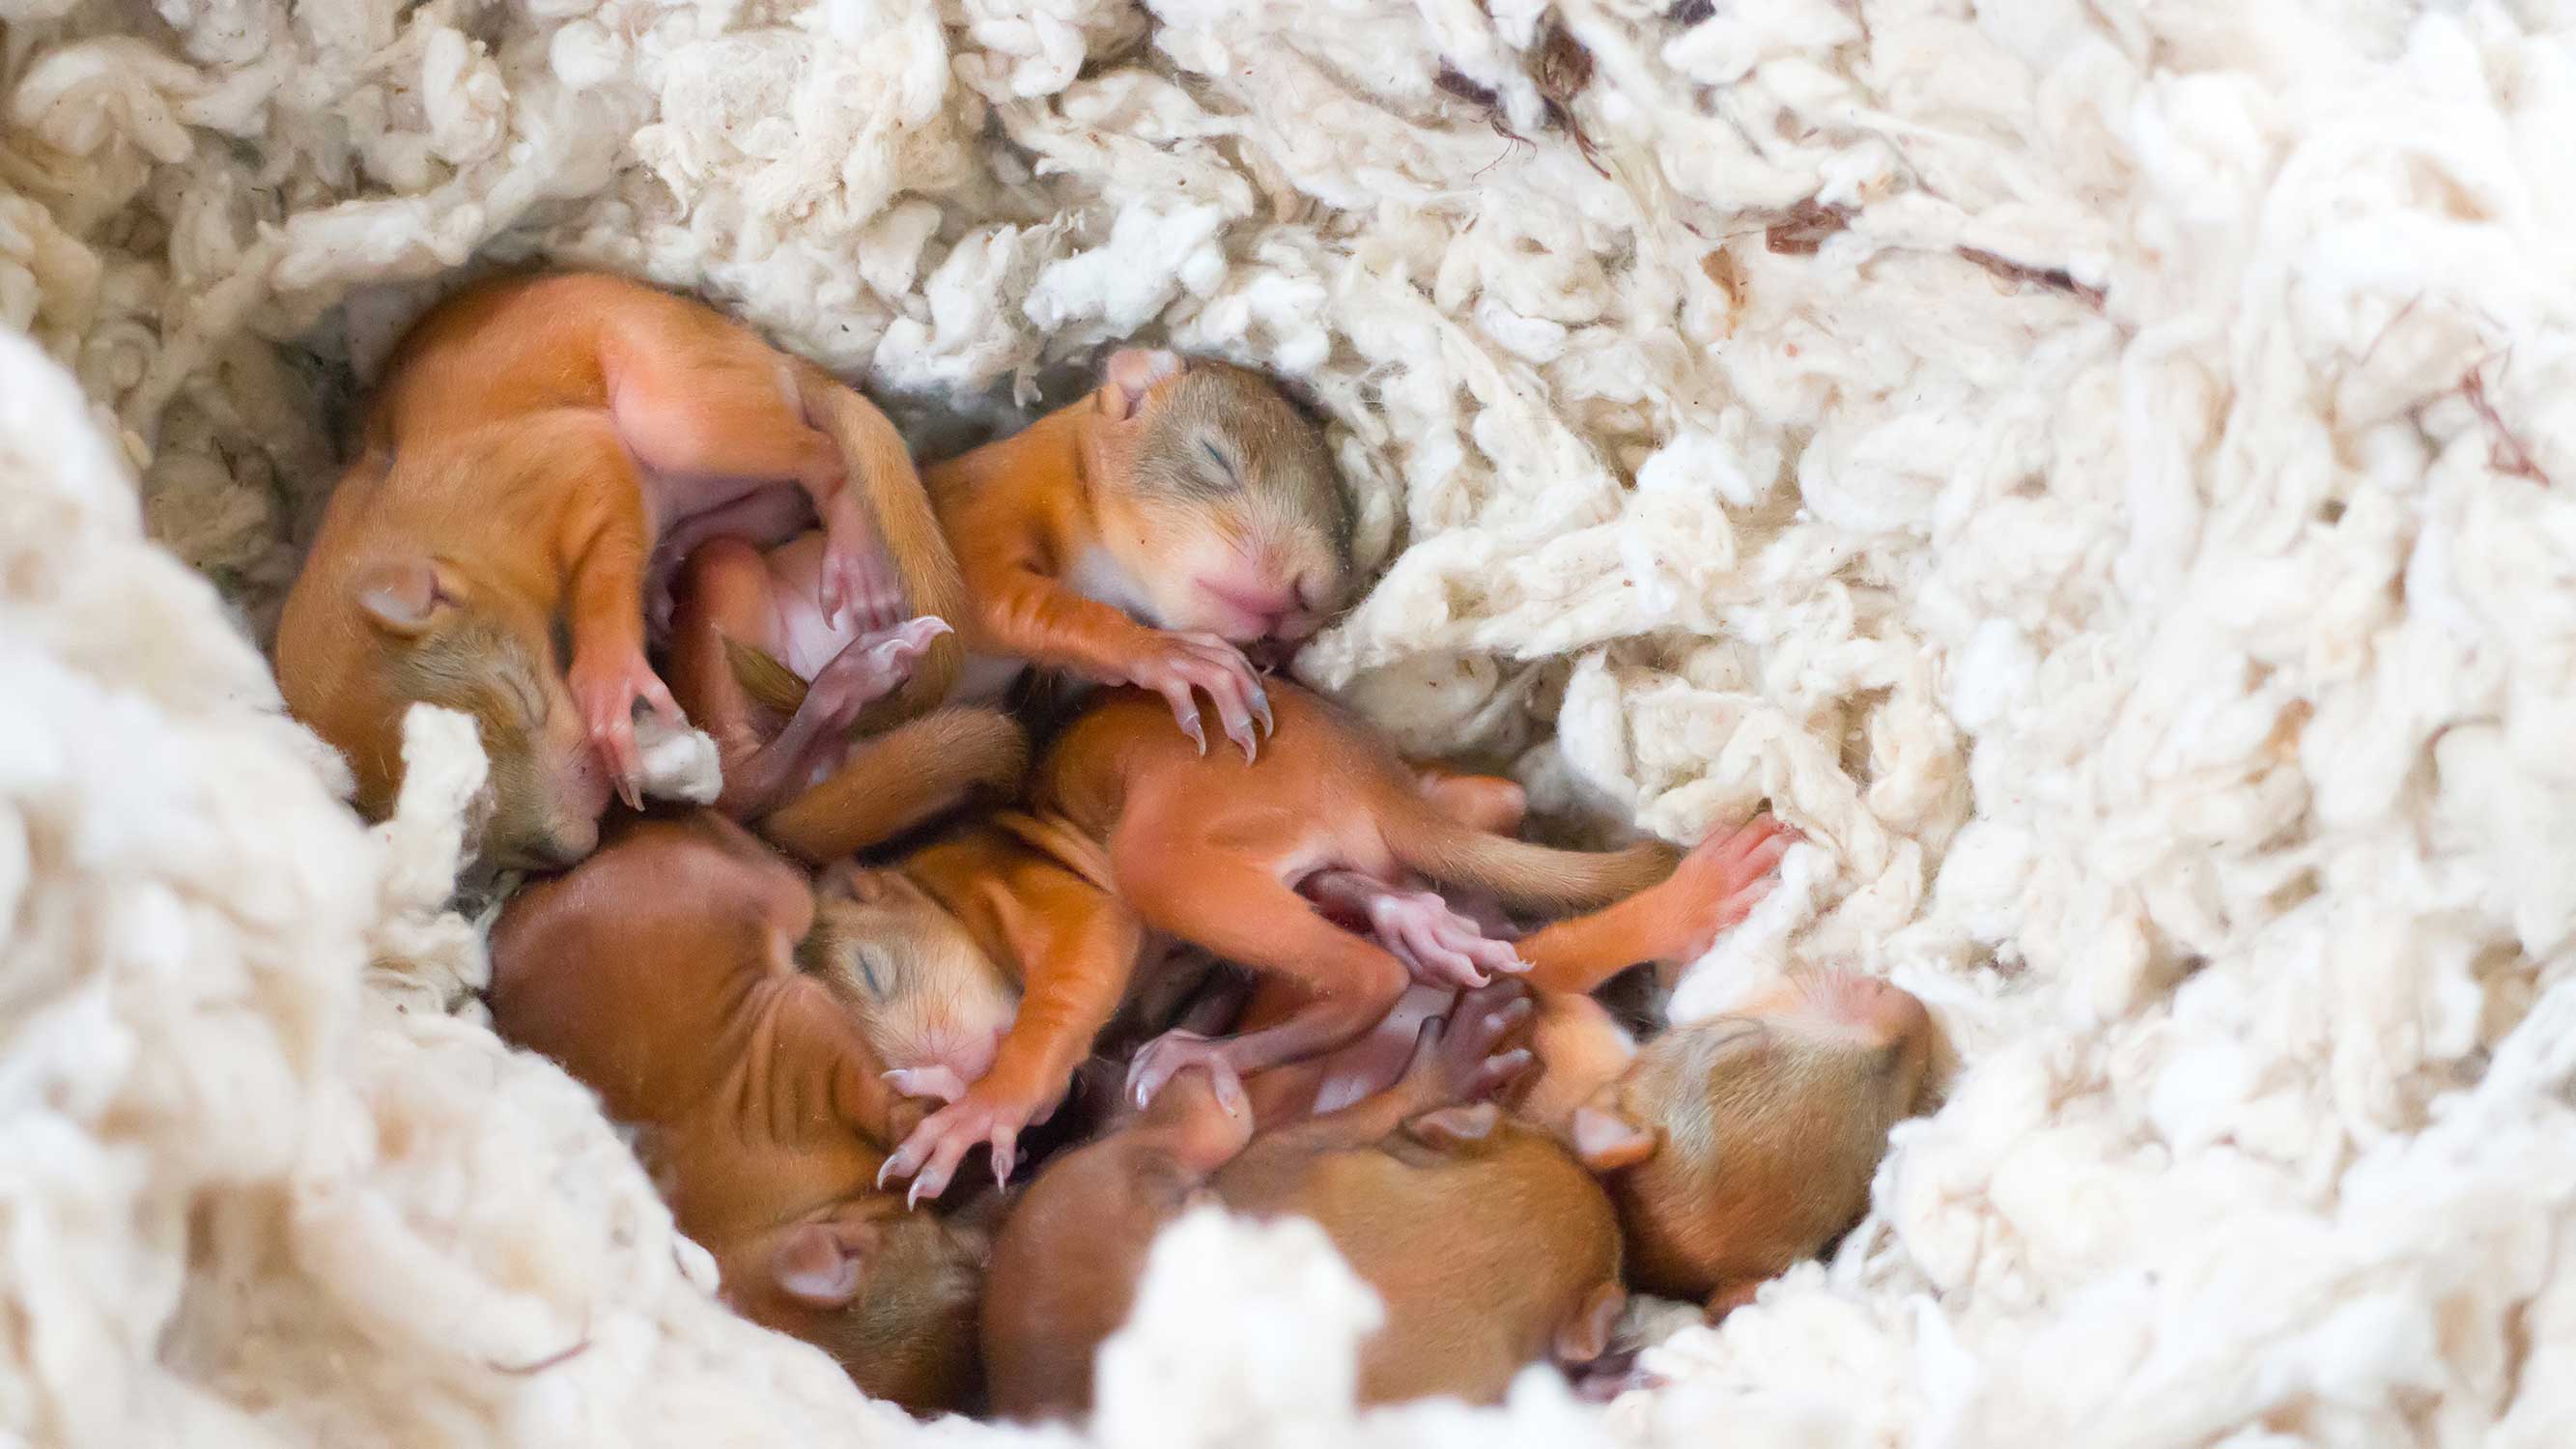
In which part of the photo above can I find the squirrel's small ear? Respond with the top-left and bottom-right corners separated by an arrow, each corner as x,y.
353,556 -> 455,637
1569,1106 -> 1658,1173
1097,349 -> 1187,421
1554,1281 -> 1626,1365
771,1216 -> 878,1309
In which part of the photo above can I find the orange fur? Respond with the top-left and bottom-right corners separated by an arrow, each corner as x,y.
978,1067 -> 1253,1422
984,985 -> 1597,1414
1033,682 -> 1690,1090
486,811 -> 982,1411
663,531 -> 1026,862
927,350 -> 1350,758
872,685 -> 1782,1203
858,812 -> 1200,1204
1575,971 -> 1935,1315
275,270 -> 955,869
1214,1094 -> 1623,1406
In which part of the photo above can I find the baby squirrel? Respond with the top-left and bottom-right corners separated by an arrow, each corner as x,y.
652,345 -> 1350,860
486,810 -> 984,1412
930,348 -> 1352,760
276,271 -> 959,869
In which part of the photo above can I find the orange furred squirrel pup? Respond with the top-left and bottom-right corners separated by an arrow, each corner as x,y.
870,680 -> 1785,1202
1567,969 -> 1933,1318
665,531 -> 1028,863
980,983 -> 1576,1418
486,811 -> 982,1413
1243,871 -> 1933,1323
851,753 -> 1535,1206
1039,682 -> 1790,1106
975,1063 -> 1255,1424
930,348 -> 1351,759
846,813 -> 1153,1206
1235,810 -> 1792,1130
1211,982 -> 1631,1407
275,271 -> 964,869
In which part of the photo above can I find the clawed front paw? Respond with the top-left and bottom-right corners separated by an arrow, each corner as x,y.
876,1072 -> 1055,1208
1368,889 -> 1525,988
818,502 -> 902,632
1118,633 -> 1273,762
569,647 -> 683,810
884,1065 -> 970,1106
1401,980 -> 1538,1106
808,616 -> 949,721
1667,813 -> 1798,960
1124,1029 -> 1251,1115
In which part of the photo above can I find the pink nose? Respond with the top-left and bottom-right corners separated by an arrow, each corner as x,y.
1204,578 -> 1299,630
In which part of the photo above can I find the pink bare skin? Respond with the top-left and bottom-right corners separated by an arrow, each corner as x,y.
1239,978 -> 1541,1129
275,272 -> 945,855
1301,868 -> 1526,989
1119,813 -> 1791,1111
1239,813 -> 1798,1130
643,481 -> 825,639
713,614 -> 951,819
1513,815 -> 1794,995
874,867 -> 1522,1196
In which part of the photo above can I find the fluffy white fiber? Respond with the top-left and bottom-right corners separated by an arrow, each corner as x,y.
6,0 -> 2576,1443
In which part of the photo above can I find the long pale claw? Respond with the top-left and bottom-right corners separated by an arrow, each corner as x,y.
1126,1029 -> 1229,1109
875,1150 -> 913,1190
1211,1060 -> 1250,1119
882,1077 -> 1053,1203
573,650 -> 675,811
1222,709 -> 1259,763
810,615 -> 948,720
1128,633 -> 1270,763
886,1065 -> 969,1104
908,1128 -> 978,1206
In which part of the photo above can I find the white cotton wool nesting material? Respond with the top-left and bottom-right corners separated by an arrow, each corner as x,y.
5,0 -> 2576,1444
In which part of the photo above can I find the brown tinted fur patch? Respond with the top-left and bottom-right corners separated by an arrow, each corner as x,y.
736,1209 -> 987,1412
982,1139 -> 1219,1421
723,634 -> 809,718
386,613 -> 565,859
1609,1020 -> 1910,1299
813,1211 -> 986,1408
1218,1114 -> 1621,1406
1139,362 -> 1352,563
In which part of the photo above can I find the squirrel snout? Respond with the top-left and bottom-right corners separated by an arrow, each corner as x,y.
1198,574 -> 1302,637
1801,970 -> 1931,1048
1204,576 -> 1297,618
